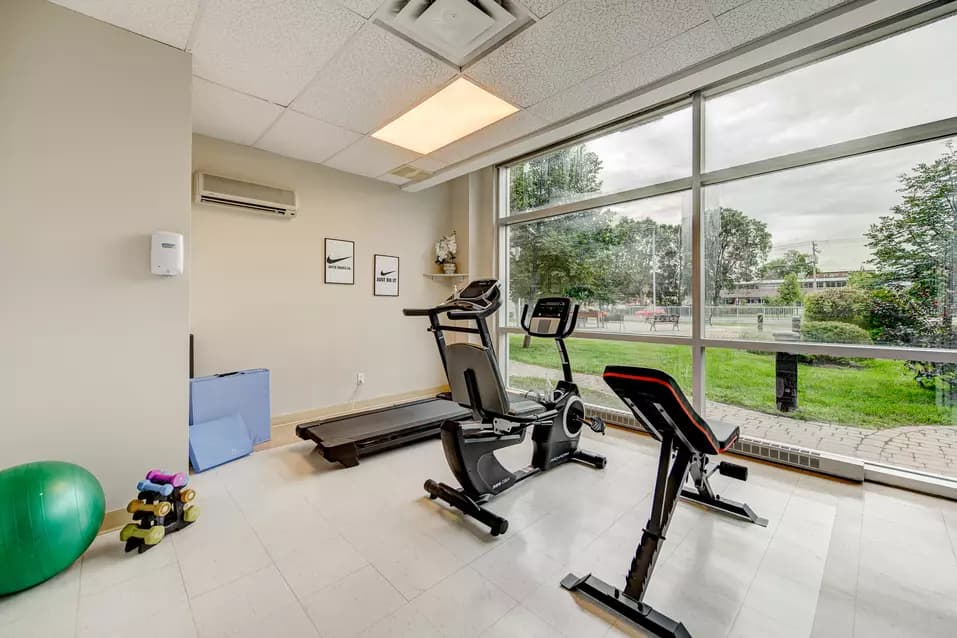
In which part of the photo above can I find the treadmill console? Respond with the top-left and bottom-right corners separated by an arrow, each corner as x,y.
456,278 -> 499,301
525,297 -> 576,338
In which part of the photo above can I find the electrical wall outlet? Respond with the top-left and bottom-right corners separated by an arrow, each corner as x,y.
357,372 -> 365,385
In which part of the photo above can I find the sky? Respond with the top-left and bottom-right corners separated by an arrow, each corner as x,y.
548,15 -> 957,273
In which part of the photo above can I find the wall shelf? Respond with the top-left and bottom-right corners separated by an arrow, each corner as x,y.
423,273 -> 469,281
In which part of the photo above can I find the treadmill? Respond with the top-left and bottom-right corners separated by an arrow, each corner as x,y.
297,279 -> 532,467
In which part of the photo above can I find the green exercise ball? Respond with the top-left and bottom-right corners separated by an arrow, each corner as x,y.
0,461 -> 105,596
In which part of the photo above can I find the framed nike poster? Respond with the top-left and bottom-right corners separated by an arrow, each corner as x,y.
374,254 -> 399,297
324,238 -> 354,285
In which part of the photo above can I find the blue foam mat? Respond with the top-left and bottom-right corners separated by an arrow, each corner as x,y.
189,414 -> 253,472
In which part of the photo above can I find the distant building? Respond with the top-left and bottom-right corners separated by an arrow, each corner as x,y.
720,271 -> 862,305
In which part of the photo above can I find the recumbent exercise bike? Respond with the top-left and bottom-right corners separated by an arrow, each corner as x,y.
413,286 -> 606,535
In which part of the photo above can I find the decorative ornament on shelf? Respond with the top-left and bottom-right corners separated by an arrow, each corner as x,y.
435,231 -> 457,274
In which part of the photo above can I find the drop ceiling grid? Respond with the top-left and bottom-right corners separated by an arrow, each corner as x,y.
48,0 -> 201,48
256,110 -> 363,165
192,77 -> 285,146
323,136 -> 422,178
290,23 -> 460,135
528,20 -> 731,125
190,0 -> 366,106
463,0 -> 712,108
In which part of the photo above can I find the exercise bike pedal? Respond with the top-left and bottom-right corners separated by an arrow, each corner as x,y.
587,415 -> 606,434
717,461 -> 749,481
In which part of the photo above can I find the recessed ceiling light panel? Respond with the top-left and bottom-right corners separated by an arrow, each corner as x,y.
371,78 -> 519,155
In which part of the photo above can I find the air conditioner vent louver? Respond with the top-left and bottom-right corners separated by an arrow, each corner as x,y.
582,404 -> 865,481
194,173 -> 297,218
377,0 -> 532,68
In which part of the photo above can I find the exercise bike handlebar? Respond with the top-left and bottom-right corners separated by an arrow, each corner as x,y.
520,302 -> 579,339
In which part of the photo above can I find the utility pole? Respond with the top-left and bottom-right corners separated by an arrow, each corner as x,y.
811,241 -> 820,290
651,224 -> 658,311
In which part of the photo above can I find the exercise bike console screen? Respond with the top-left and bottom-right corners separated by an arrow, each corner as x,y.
527,297 -> 572,337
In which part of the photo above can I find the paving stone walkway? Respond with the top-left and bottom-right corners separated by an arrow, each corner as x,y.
509,361 -> 957,477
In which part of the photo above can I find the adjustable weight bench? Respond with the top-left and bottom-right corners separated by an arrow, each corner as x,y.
562,366 -> 766,638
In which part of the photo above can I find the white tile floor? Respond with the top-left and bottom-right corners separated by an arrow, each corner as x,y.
3,428 -> 957,638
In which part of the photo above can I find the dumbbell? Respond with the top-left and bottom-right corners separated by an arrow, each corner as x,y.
183,505 -> 201,523
127,499 -> 172,517
179,488 -> 196,503
145,469 -> 189,488
137,479 -> 173,496
120,523 -> 165,546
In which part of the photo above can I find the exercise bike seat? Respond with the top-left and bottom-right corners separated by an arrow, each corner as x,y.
603,366 -> 739,455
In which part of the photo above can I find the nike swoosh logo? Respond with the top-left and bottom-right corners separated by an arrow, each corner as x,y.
326,256 -> 351,264
379,270 -> 396,276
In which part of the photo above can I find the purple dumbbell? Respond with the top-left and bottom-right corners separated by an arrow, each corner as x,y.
146,469 -> 189,488
137,479 -> 173,497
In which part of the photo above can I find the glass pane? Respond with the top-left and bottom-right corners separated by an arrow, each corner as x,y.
507,335 -> 692,411
506,192 -> 692,337
705,15 -> 957,170
705,348 -> 957,479
703,137 -> 957,352
507,107 -> 691,215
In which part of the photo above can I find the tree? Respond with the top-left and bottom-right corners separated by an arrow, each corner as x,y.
866,141 -> 957,394
509,144 -> 603,213
804,287 -> 869,328
705,208 -> 773,306
760,250 -> 814,279
509,145 -> 604,303
775,273 -> 803,306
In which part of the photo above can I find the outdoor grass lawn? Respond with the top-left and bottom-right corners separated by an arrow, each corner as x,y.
508,334 -> 953,428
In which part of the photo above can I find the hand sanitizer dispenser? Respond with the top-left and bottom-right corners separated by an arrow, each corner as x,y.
151,231 -> 184,276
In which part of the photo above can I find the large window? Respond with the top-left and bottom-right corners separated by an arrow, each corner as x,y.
499,12 -> 957,484
507,107 -> 692,216
506,192 -> 691,336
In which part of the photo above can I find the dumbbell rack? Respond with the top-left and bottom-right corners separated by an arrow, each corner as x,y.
121,471 -> 200,554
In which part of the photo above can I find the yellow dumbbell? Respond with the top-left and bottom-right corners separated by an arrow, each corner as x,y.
183,505 -> 201,523
127,499 -> 172,517
120,523 -> 165,546
179,489 -> 196,504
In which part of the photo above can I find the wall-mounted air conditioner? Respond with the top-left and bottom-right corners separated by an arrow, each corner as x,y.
193,172 -> 298,218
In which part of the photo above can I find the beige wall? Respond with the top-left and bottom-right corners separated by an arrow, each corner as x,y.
191,136 -> 455,418
0,0 -> 192,508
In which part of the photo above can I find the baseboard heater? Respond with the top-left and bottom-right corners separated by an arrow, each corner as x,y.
584,404 -> 865,482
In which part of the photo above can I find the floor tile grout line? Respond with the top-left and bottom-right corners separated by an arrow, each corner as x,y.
723,483 -> 798,635
221,482 -> 330,637
169,539 -> 202,638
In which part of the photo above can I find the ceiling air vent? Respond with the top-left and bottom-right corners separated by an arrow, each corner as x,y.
376,0 -> 533,68
389,165 -> 434,181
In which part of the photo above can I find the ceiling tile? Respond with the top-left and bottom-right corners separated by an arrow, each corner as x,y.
323,137 -> 421,178
408,157 -> 448,173
529,21 -> 729,124
48,0 -> 199,48
709,0 -> 750,16
291,25 -> 458,135
429,110 -> 546,165
376,173 -> 411,185
715,0 -> 833,47
255,110 -> 362,164
192,77 -> 284,146
521,0 -> 568,19
337,0 -> 384,18
465,0 -> 710,107
190,0 -> 365,105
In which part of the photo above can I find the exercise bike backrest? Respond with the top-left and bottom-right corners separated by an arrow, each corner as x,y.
520,297 -> 578,339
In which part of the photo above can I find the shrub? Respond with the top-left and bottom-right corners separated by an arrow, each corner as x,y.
803,288 -> 869,328
801,321 -> 872,345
